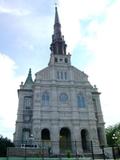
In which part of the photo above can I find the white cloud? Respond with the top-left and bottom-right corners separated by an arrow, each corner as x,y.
84,1 -> 120,126
59,0 -> 120,126
58,0 -> 109,52
0,5 -> 30,16
0,53 -> 24,140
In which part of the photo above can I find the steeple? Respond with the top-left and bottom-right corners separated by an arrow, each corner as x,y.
50,6 -> 67,55
24,68 -> 33,89
55,6 -> 60,25
54,6 -> 61,39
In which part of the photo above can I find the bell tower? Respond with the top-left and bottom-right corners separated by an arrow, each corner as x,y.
49,7 -> 71,66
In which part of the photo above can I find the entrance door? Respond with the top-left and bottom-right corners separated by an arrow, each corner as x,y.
59,127 -> 71,153
81,129 -> 89,152
41,128 -> 51,154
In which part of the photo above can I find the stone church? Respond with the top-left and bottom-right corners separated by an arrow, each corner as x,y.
14,7 -> 107,154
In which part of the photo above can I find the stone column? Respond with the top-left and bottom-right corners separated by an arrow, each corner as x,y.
51,124 -> 60,155
51,86 -> 57,107
71,125 -> 83,155
33,127 -> 41,146
14,123 -> 23,146
99,127 -> 107,146
90,126 -> 101,154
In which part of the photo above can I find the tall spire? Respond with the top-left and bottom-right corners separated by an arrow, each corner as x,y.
53,6 -> 62,41
55,6 -> 60,25
50,6 -> 67,55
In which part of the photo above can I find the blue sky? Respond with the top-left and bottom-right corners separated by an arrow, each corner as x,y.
0,0 -> 120,140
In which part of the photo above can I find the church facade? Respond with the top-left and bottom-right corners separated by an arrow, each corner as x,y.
14,7 -> 107,154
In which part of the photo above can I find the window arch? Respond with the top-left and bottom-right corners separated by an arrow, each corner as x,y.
77,94 -> 85,108
42,92 -> 49,106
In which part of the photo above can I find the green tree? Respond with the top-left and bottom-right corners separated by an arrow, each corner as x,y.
0,135 -> 14,157
106,123 -> 120,146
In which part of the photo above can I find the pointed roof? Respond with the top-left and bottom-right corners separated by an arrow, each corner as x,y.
54,6 -> 60,25
50,6 -> 67,55
53,6 -> 62,40
24,68 -> 33,89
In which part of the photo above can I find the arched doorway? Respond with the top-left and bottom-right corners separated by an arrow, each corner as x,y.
81,129 -> 90,152
41,129 -> 50,140
41,128 -> 51,150
59,127 -> 71,153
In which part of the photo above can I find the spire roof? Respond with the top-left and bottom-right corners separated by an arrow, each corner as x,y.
50,6 -> 67,55
24,68 -> 33,89
54,6 -> 62,40
54,6 -> 60,25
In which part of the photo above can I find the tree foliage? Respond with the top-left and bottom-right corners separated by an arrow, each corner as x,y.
106,123 -> 120,146
0,135 -> 14,157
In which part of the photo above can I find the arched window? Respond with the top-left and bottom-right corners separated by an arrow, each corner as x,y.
77,94 -> 85,108
42,92 -> 49,106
